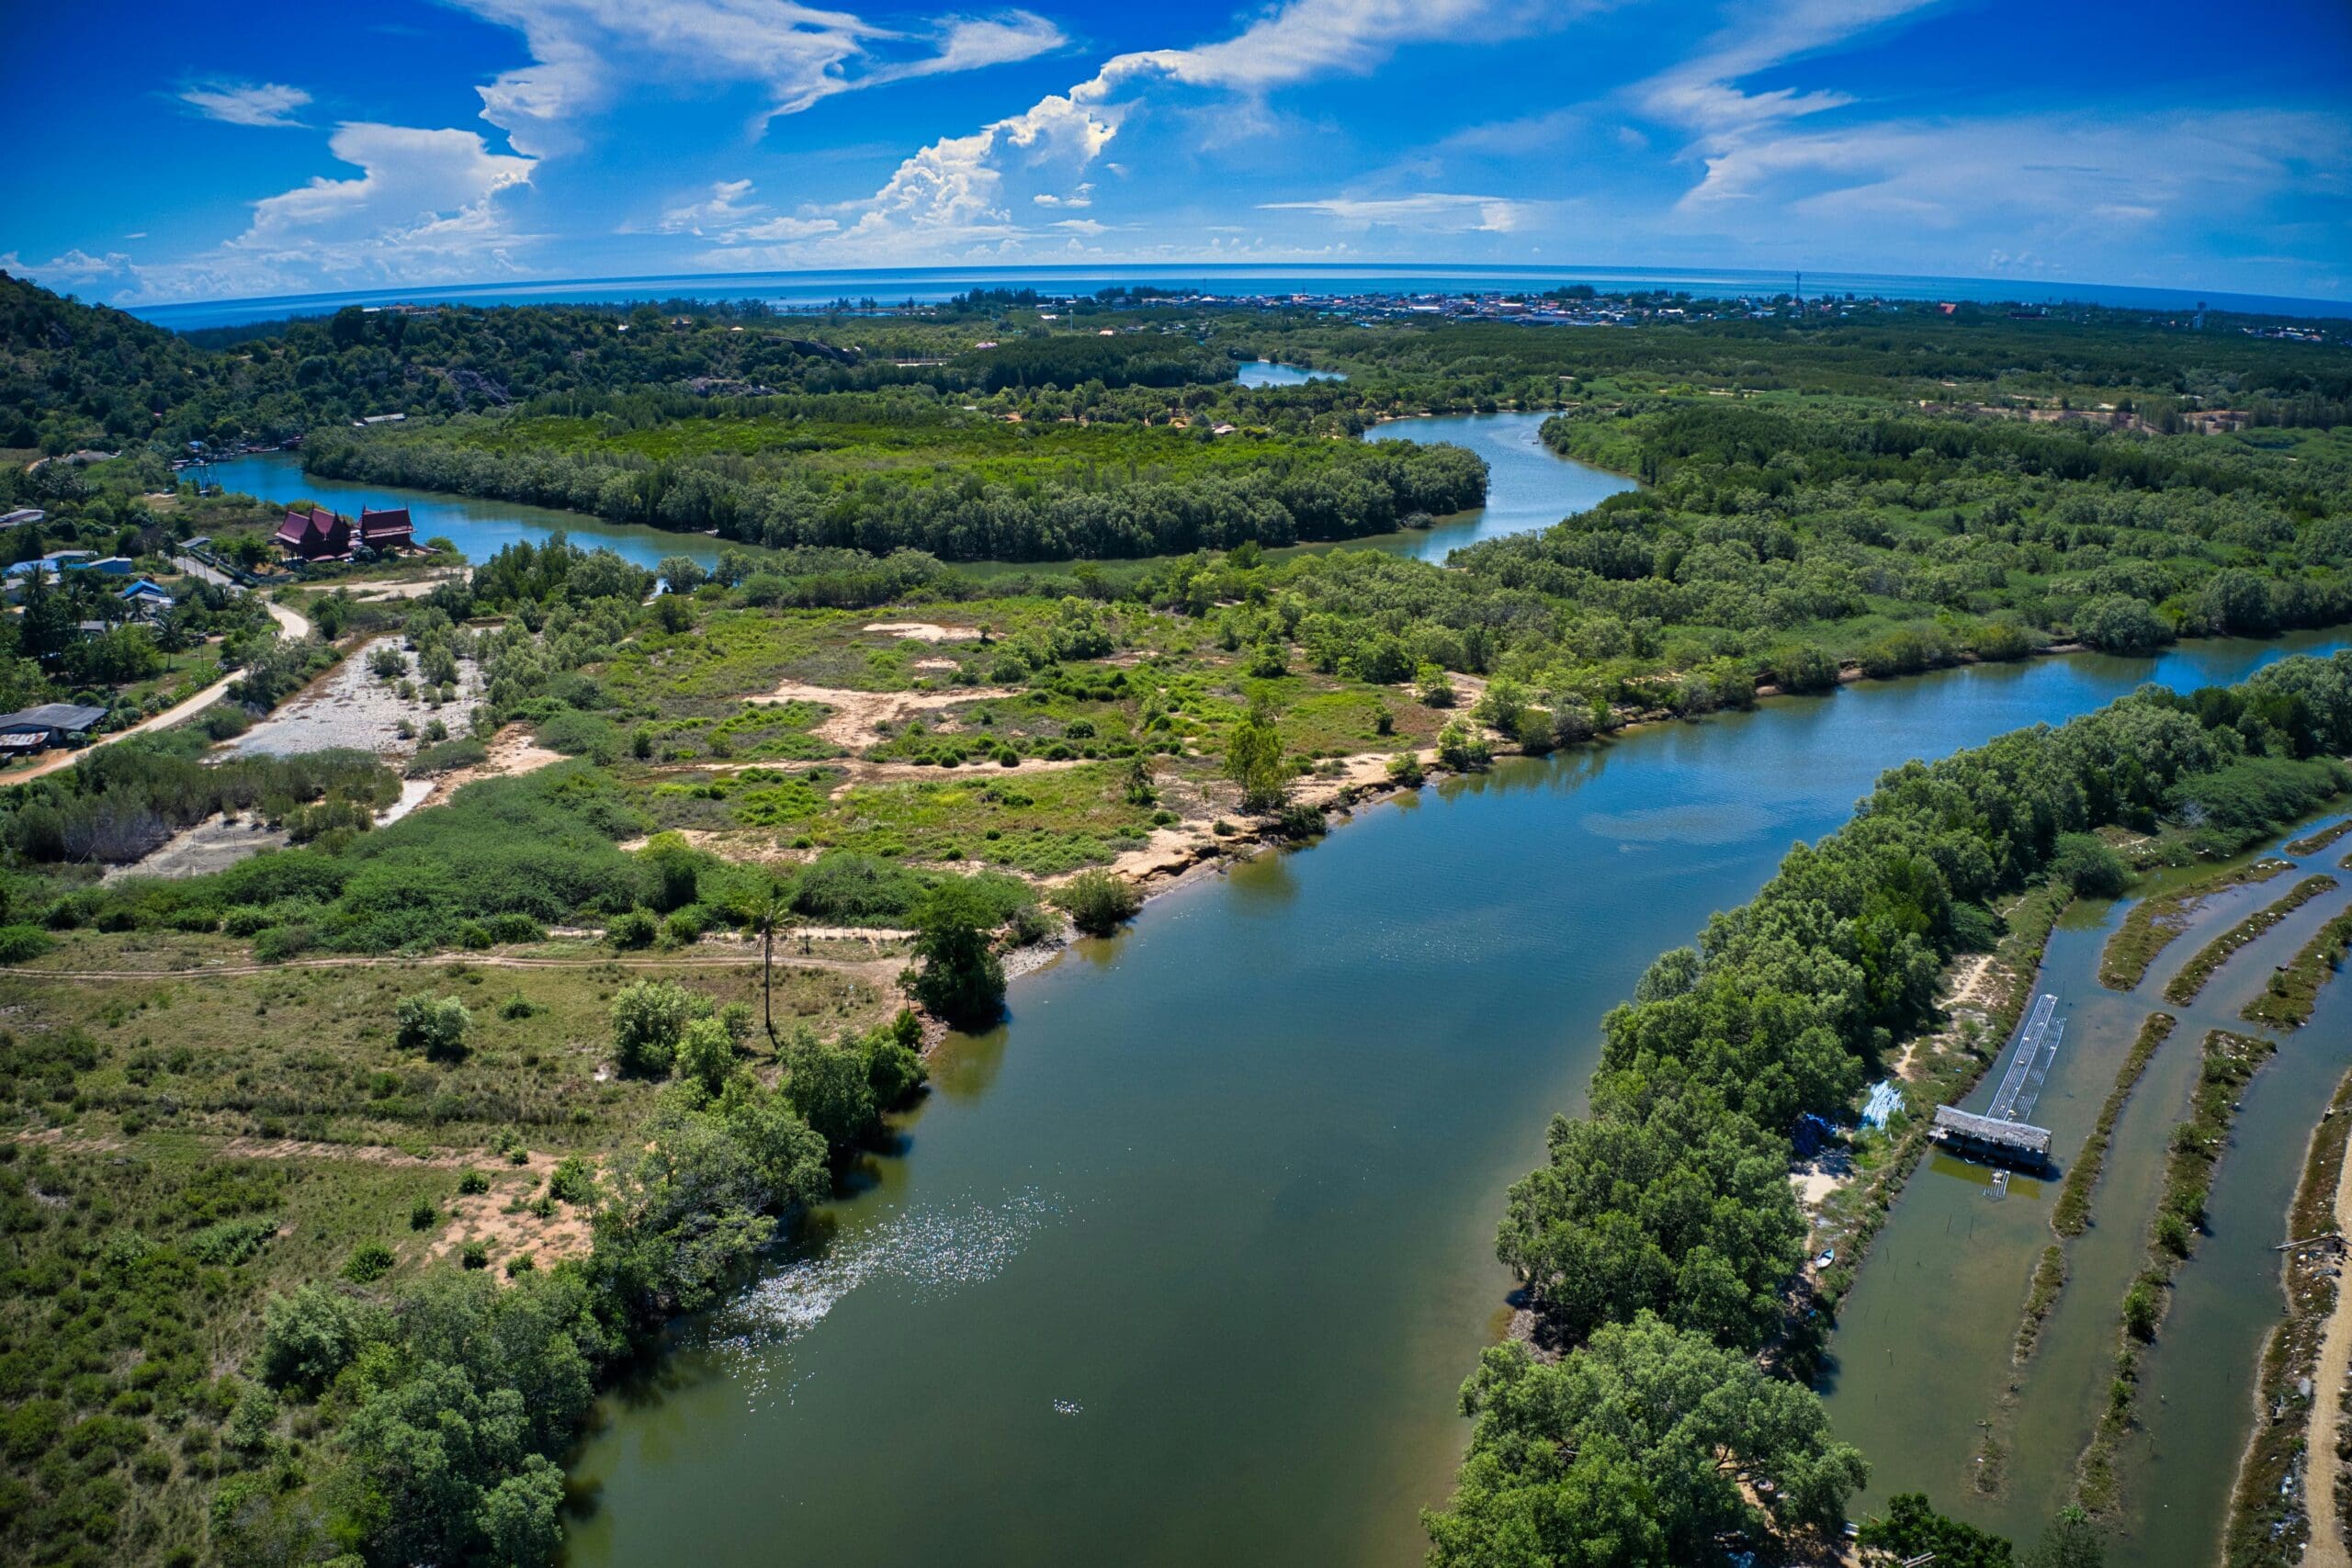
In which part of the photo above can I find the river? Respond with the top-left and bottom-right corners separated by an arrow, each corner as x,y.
1354,412 -> 1634,562
209,412 -> 1636,573
549,432 -> 2350,1559
205,452 -> 728,571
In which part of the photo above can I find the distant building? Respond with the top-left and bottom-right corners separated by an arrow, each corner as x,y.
119,580 -> 175,616
64,556 -> 138,577
0,508 -> 46,529
0,703 -> 107,754
356,506 -> 414,553
4,550 -> 98,582
274,505 -> 351,560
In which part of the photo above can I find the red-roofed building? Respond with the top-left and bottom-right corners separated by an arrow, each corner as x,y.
356,506 -> 414,553
272,505 -> 350,560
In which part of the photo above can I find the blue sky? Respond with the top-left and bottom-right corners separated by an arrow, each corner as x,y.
4,0 -> 2347,307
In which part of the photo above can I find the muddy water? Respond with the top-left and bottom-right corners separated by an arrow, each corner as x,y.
1824,813 -> 2352,1559
562,632 -> 2351,1567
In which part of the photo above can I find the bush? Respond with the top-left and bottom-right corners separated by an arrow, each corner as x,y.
547,1155 -> 598,1204
1054,869 -> 1142,936
459,1241 -> 490,1270
606,908 -> 658,950
458,1168 -> 490,1195
0,925 -> 52,964
408,1198 -> 436,1231
1436,718 -> 1492,771
394,995 -> 473,1060
2049,833 -> 2131,898
251,924 -> 314,964
611,979 -> 696,1077
344,1241 -> 395,1283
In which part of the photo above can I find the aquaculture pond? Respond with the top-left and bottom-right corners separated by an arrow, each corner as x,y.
564,628 -> 2352,1565
1824,816 -> 2352,1561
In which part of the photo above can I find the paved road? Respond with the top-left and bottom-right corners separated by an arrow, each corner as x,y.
3,596 -> 311,784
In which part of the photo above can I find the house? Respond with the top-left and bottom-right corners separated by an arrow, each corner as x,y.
4,550 -> 98,582
0,703 -> 107,754
119,580 -> 175,617
64,556 -> 138,577
356,506 -> 414,553
273,505 -> 351,560
0,508 -> 45,529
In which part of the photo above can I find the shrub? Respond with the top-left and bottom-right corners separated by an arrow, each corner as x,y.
1054,869 -> 1142,936
459,1241 -> 490,1270
394,995 -> 472,1060
458,1168 -> 490,1196
344,1242 -> 395,1283
2049,833 -> 2131,898
251,924 -> 314,964
0,925 -> 52,964
606,908 -> 658,950
611,979 -> 696,1077
409,1199 -> 437,1231
548,1156 -> 598,1204
1436,718 -> 1492,772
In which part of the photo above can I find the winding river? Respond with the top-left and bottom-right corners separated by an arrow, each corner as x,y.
210,409 -> 1634,574
531,415 -> 2351,1560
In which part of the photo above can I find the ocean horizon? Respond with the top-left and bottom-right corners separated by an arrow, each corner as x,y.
125,262 -> 2352,333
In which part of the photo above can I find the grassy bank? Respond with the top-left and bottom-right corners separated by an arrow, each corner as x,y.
2166,876 -> 2341,1005
2243,908 -> 2352,1029
2099,859 -> 2292,991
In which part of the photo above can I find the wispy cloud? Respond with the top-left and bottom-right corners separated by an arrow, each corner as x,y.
1261,193 -> 1531,231
178,81 -> 313,128
447,0 -> 1066,156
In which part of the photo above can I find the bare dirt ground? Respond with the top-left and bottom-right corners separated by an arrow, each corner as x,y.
2307,1156 -> 2352,1568
424,1152 -> 598,1274
101,815 -> 290,883
418,724 -> 565,809
765,678 -> 1015,751
862,620 -> 980,642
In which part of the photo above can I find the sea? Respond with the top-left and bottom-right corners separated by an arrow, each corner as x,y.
127,264 -> 2352,333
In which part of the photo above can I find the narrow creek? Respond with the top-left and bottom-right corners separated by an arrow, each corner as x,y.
1823,811 -> 2352,1560
561,631 -> 2352,1565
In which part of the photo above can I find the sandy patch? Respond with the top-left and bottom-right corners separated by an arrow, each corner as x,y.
424,1154 -> 598,1276
764,679 -> 1016,751
864,621 -> 980,642
417,723 -> 564,810
1792,1169 -> 1847,1210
